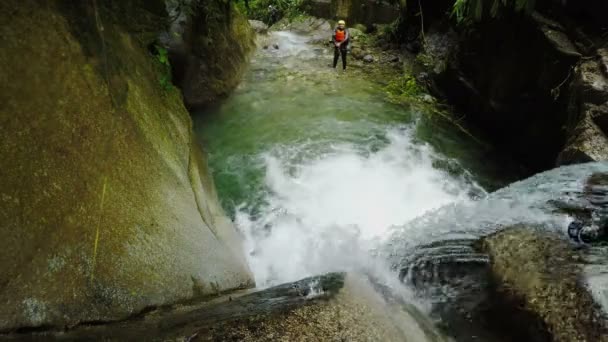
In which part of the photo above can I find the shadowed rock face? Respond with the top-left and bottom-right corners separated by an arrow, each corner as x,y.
0,0 -> 252,331
426,12 -> 578,171
395,0 -> 608,172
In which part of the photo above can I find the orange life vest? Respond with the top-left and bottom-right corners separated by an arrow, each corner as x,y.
335,29 -> 346,42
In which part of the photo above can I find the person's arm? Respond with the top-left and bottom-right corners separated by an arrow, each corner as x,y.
344,29 -> 350,44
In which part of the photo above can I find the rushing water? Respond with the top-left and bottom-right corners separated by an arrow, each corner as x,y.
194,29 -> 608,340
194,30 -> 509,288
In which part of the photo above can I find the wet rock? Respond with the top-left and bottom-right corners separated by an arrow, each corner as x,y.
563,172 -> 608,244
590,103 -> 608,134
363,54 -> 374,63
0,0 -> 253,331
193,274 -> 435,342
480,226 -> 608,342
600,48 -> 608,76
558,52 -> 608,165
558,114 -> 608,165
18,273 -> 445,341
272,43 -> 279,50
576,54 -> 608,105
248,20 -> 268,34
351,47 -> 365,60
162,0 -> 255,109
532,13 -> 581,59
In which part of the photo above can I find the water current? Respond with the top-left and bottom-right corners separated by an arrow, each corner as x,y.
194,28 -> 608,341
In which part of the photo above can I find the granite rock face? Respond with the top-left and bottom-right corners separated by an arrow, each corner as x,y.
0,0 -> 253,331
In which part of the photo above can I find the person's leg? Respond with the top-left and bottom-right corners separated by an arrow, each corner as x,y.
341,48 -> 347,70
333,47 -> 340,68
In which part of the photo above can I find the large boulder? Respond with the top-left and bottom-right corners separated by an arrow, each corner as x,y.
481,226 -> 608,342
558,49 -> 608,165
161,0 -> 255,109
558,113 -> 608,165
0,0 -> 252,331
248,19 -> 268,34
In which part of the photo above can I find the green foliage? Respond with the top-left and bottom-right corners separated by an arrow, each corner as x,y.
244,0 -> 308,23
385,75 -> 424,103
153,44 -> 173,91
452,0 -> 536,23
385,74 -> 483,144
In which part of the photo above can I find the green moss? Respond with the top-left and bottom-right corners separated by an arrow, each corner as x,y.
482,227 -> 608,342
181,1 -> 255,107
0,0 -> 252,330
385,74 -> 424,102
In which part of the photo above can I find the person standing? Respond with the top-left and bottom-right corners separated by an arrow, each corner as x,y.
332,20 -> 350,71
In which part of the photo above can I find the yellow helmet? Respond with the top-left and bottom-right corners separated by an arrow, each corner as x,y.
338,20 -> 346,25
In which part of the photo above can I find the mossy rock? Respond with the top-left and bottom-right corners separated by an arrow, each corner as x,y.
0,0 -> 252,331
481,226 -> 608,342
171,1 -> 255,109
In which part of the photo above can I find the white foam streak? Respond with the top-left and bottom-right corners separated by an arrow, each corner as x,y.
236,128 -> 476,288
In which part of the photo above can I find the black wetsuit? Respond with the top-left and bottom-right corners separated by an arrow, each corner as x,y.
332,28 -> 350,70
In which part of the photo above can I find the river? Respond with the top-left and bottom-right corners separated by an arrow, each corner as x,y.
193,30 -> 517,287
192,27 -> 608,341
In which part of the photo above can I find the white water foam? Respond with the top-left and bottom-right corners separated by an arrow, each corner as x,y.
235,128 -> 480,288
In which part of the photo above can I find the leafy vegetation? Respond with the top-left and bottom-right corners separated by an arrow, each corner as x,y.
153,44 -> 173,91
385,75 -> 424,103
236,0 -> 309,24
387,0 -> 536,29
385,74 -> 483,144
452,0 -> 536,23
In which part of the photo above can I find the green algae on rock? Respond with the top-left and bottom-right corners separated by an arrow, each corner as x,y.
0,0 -> 253,331
163,0 -> 255,109
481,226 -> 608,342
